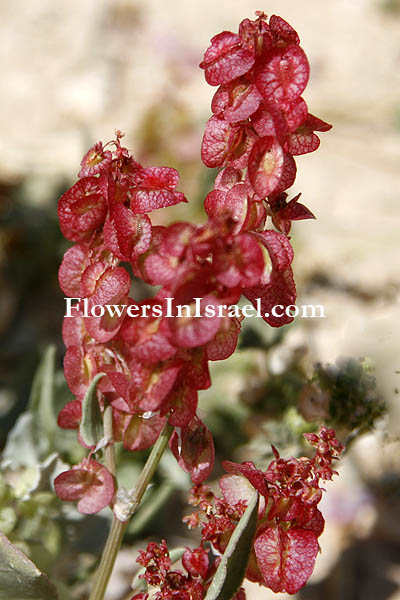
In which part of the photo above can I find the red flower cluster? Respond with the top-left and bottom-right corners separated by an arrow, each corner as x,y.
54,13 -> 332,525
134,540 -> 208,600
133,539 -> 245,600
183,428 -> 344,596
200,12 -> 331,236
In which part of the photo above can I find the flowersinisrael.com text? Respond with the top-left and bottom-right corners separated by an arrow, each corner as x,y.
64,297 -> 326,320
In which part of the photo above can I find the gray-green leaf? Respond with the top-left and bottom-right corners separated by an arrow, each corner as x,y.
205,492 -> 259,600
1,413 -> 40,469
79,373 -> 106,447
29,345 -> 57,452
0,532 -> 58,600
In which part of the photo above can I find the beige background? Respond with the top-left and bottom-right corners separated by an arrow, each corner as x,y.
1,1 -> 399,597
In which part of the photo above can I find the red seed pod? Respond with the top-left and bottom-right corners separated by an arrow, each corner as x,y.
54,459 -> 115,514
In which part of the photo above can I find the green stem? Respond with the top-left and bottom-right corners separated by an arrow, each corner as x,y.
88,421 -> 173,600
88,517 -> 128,600
128,421 -> 173,515
103,404 -> 116,478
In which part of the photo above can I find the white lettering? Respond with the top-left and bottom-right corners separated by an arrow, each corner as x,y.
64,298 -> 80,317
105,304 -> 127,318
91,304 -> 105,317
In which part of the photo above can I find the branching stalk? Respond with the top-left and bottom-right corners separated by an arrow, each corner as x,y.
88,421 -> 173,600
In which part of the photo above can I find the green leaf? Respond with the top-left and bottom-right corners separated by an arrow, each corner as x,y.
29,345 -> 57,452
0,532 -> 58,600
1,414 -> 40,469
0,508 -> 17,536
79,373 -> 106,447
33,453 -> 70,495
205,492 -> 259,600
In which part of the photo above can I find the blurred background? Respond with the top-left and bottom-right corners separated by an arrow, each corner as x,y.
0,0 -> 399,598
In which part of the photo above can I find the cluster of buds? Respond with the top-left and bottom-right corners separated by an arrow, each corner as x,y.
133,539 -> 248,600
135,428 -> 342,598
54,10 -> 334,557
133,540 -> 213,600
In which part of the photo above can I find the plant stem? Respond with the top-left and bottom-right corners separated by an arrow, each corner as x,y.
128,421 -> 173,515
88,420 -> 173,600
88,517 -> 128,600
103,404 -> 116,477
